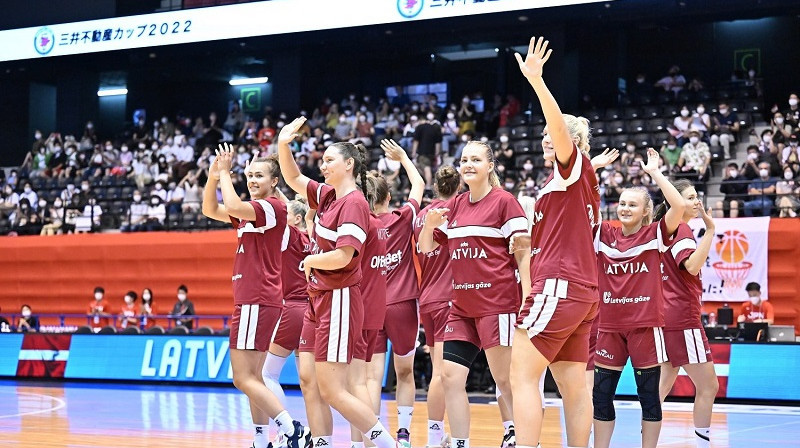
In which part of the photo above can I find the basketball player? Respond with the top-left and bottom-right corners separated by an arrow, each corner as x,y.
413,165 -> 460,448
277,117 -> 409,448
202,145 -> 311,448
592,148 -> 686,448
261,197 -> 311,448
508,35 -> 604,448
418,141 -> 530,448
349,173 -> 389,448
653,180 -> 718,448
373,139 -> 425,443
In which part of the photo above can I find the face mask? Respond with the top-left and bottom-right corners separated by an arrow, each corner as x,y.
729,169 -> 738,178
238,147 -> 246,154
747,153 -> 758,161
689,137 -> 700,145
680,110 -> 690,117
426,113 -> 435,121
277,121 -> 285,128
54,146 -> 62,153
461,135 -> 469,142
154,184 -> 162,190
411,105 -> 419,111
21,310 -> 31,318
35,133 -> 42,140
776,118 -> 785,125
504,182 -> 515,189
38,200 -> 47,208
142,293 -> 151,301
87,123 -> 93,129
785,171 -> 794,180
763,135 -> 772,143
178,293 -> 187,301
54,200 -> 62,207
124,296 -> 133,304
151,199 -> 159,205
791,141 -> 799,147
759,169 -> 769,178
447,113 -> 455,119
636,77 -> 645,83
626,145 -> 636,152
790,99 -> 798,107
359,106 -> 367,112
39,148 -> 46,154
139,143 -> 146,150
525,180 -> 535,188
105,145 -> 113,151
358,116 -> 366,122
523,163 -> 533,171
499,135 -> 509,143
614,176 -> 624,183
667,144 -> 676,150
697,107 -> 705,114
24,186 -> 31,193
750,296 -> 760,305
95,293 -> 103,300
339,116 -> 347,123
66,148 -> 74,155
161,117 -> 168,124
349,95 -> 355,100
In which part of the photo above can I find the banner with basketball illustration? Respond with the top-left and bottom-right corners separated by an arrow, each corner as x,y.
686,217 -> 769,302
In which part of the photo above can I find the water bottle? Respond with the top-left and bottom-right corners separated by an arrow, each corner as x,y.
709,312 -> 716,327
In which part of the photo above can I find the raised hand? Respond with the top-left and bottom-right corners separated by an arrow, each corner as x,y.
699,206 -> 714,230
215,143 -> 234,172
209,156 -> 221,181
380,138 -> 407,161
591,148 -> 620,170
424,208 -> 449,228
515,36 -> 553,80
278,117 -> 307,145
640,148 -> 660,175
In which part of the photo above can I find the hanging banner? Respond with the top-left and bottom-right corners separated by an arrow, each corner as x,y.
686,217 -> 769,302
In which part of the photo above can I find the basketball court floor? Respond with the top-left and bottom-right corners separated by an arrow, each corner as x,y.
0,380 -> 797,447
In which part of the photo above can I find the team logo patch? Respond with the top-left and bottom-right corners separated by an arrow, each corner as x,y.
397,0 -> 424,19
370,430 -> 383,440
34,27 -> 55,55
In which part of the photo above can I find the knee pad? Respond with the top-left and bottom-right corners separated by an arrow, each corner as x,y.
442,340 -> 480,368
635,366 -> 662,422
593,367 -> 622,422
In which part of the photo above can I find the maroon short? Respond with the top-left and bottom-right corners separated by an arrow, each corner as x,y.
444,312 -> 516,350
309,286 -> 364,363
421,304 -> 451,346
229,303 -> 282,352
353,329 -> 380,362
374,329 -> 388,355
298,307 -> 316,353
271,299 -> 308,352
663,327 -> 712,367
587,317 -> 599,371
382,299 -> 419,356
595,327 -> 668,368
517,278 -> 598,363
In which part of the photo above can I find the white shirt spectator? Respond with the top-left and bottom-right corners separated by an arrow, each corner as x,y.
378,157 -> 401,174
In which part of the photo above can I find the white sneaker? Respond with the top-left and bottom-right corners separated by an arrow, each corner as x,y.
273,432 -> 287,448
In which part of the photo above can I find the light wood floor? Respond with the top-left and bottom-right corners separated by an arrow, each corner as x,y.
1,383 -> 798,447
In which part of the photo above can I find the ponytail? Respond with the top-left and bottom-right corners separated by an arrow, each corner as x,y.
330,141 -> 369,196
653,179 -> 694,222
357,143 -> 368,198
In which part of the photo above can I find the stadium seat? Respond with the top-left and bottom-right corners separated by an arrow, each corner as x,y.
646,118 -> 667,132
592,135 -> 611,150
511,125 -> 530,140
74,326 -> 93,334
169,325 -> 190,335
217,328 -> 231,336
194,326 -> 214,336
146,326 -> 165,335
508,115 -> 528,127
676,90 -> 695,104
513,139 -> 534,154
642,105 -> 661,118
97,326 -> 117,334
622,107 -> 641,120
607,120 -> 626,135
121,326 -> 141,335
627,119 -> 647,134
604,109 -> 621,121
592,121 -> 608,136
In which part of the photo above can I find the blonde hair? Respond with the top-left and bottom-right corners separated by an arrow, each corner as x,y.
562,114 -> 591,156
463,141 -> 500,187
621,187 -> 653,226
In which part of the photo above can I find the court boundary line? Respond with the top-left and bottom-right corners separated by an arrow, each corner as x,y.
0,391 -> 66,419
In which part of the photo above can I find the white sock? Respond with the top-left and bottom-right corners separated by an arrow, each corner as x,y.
503,420 -> 514,432
313,436 -> 332,448
452,438 -> 469,448
516,445 -> 536,448
263,353 -> 289,438
274,410 -> 295,436
254,424 -> 269,448
427,420 -> 445,446
695,427 -> 710,448
351,442 -> 365,448
364,421 -> 395,448
397,406 -> 414,431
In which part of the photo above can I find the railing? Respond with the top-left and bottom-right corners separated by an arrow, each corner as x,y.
0,313 -> 230,333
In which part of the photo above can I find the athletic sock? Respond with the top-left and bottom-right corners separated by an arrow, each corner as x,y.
364,420 -> 395,448
695,427 -> 710,448
274,411 -> 294,436
397,406 -> 414,431
263,353 -> 289,438
313,436 -> 332,448
503,421 -> 514,433
452,438 -> 469,448
427,420 -> 445,446
351,441 -> 365,448
254,424 -> 269,448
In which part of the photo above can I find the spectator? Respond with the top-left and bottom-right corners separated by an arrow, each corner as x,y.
715,163 -> 749,218
122,191 -> 148,232
412,112 -> 443,188
119,291 -> 139,330
139,288 -> 157,330
671,105 -> 693,145
441,110 -> 459,156
87,286 -> 112,329
165,181 -> 184,216
47,144 -> 67,178
144,195 -> 166,231
180,172 -> 202,214
772,112 -> 792,148
629,73 -> 654,101
744,162 -> 778,217
16,304 -> 39,333
660,136 -> 682,170
169,284 -> 195,330
737,282 -> 774,324
28,143 -> 50,177
40,198 -> 65,235
758,129 -> 777,155
351,112 -> 375,146
493,133 -> 515,174
0,306 -> 9,333
783,93 -> 799,131
654,65 -> 687,95
0,184 -> 19,220
676,129 -> 711,184
783,134 -> 800,165
457,96 -> 476,135
77,195 -> 102,232
223,102 -> 244,135
19,182 -> 39,211
690,103 -> 712,137
710,102 -> 740,160
775,166 -> 800,218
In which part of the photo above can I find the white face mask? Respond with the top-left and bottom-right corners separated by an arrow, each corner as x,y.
142,293 -> 151,301
776,118 -> 785,125
525,180 -> 535,188
35,133 -> 42,140
124,296 -> 133,304
697,107 -> 705,114
790,98 -> 798,107
729,169 -> 739,178
759,169 -> 769,178
461,135 -> 469,142
178,293 -> 187,301
499,135 -> 509,143
747,153 -> 759,161
689,137 -> 700,145
763,135 -> 772,143
21,310 -> 31,318
358,116 -> 366,122
680,110 -> 690,117
750,296 -> 760,305
426,113 -> 435,121
447,113 -> 455,119
95,292 -> 103,300
785,171 -> 794,180
614,176 -> 624,183
523,163 -> 533,171
504,182 -> 515,189
626,145 -> 636,152
719,108 -> 728,115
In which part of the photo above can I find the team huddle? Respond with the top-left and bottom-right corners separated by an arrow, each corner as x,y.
203,37 -> 718,448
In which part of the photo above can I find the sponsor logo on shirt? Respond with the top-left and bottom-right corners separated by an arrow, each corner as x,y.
451,241 -> 487,260
531,247 -> 542,255
602,291 -> 651,305
378,228 -> 391,240
384,249 -> 404,271
237,244 -> 245,254
604,261 -> 650,275
444,325 -> 454,333
232,274 -> 243,282
596,348 -> 614,360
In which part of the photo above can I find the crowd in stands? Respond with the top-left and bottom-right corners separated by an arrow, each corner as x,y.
0,69 -> 798,236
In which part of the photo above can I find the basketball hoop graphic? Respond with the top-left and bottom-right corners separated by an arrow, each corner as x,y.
712,230 -> 752,293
